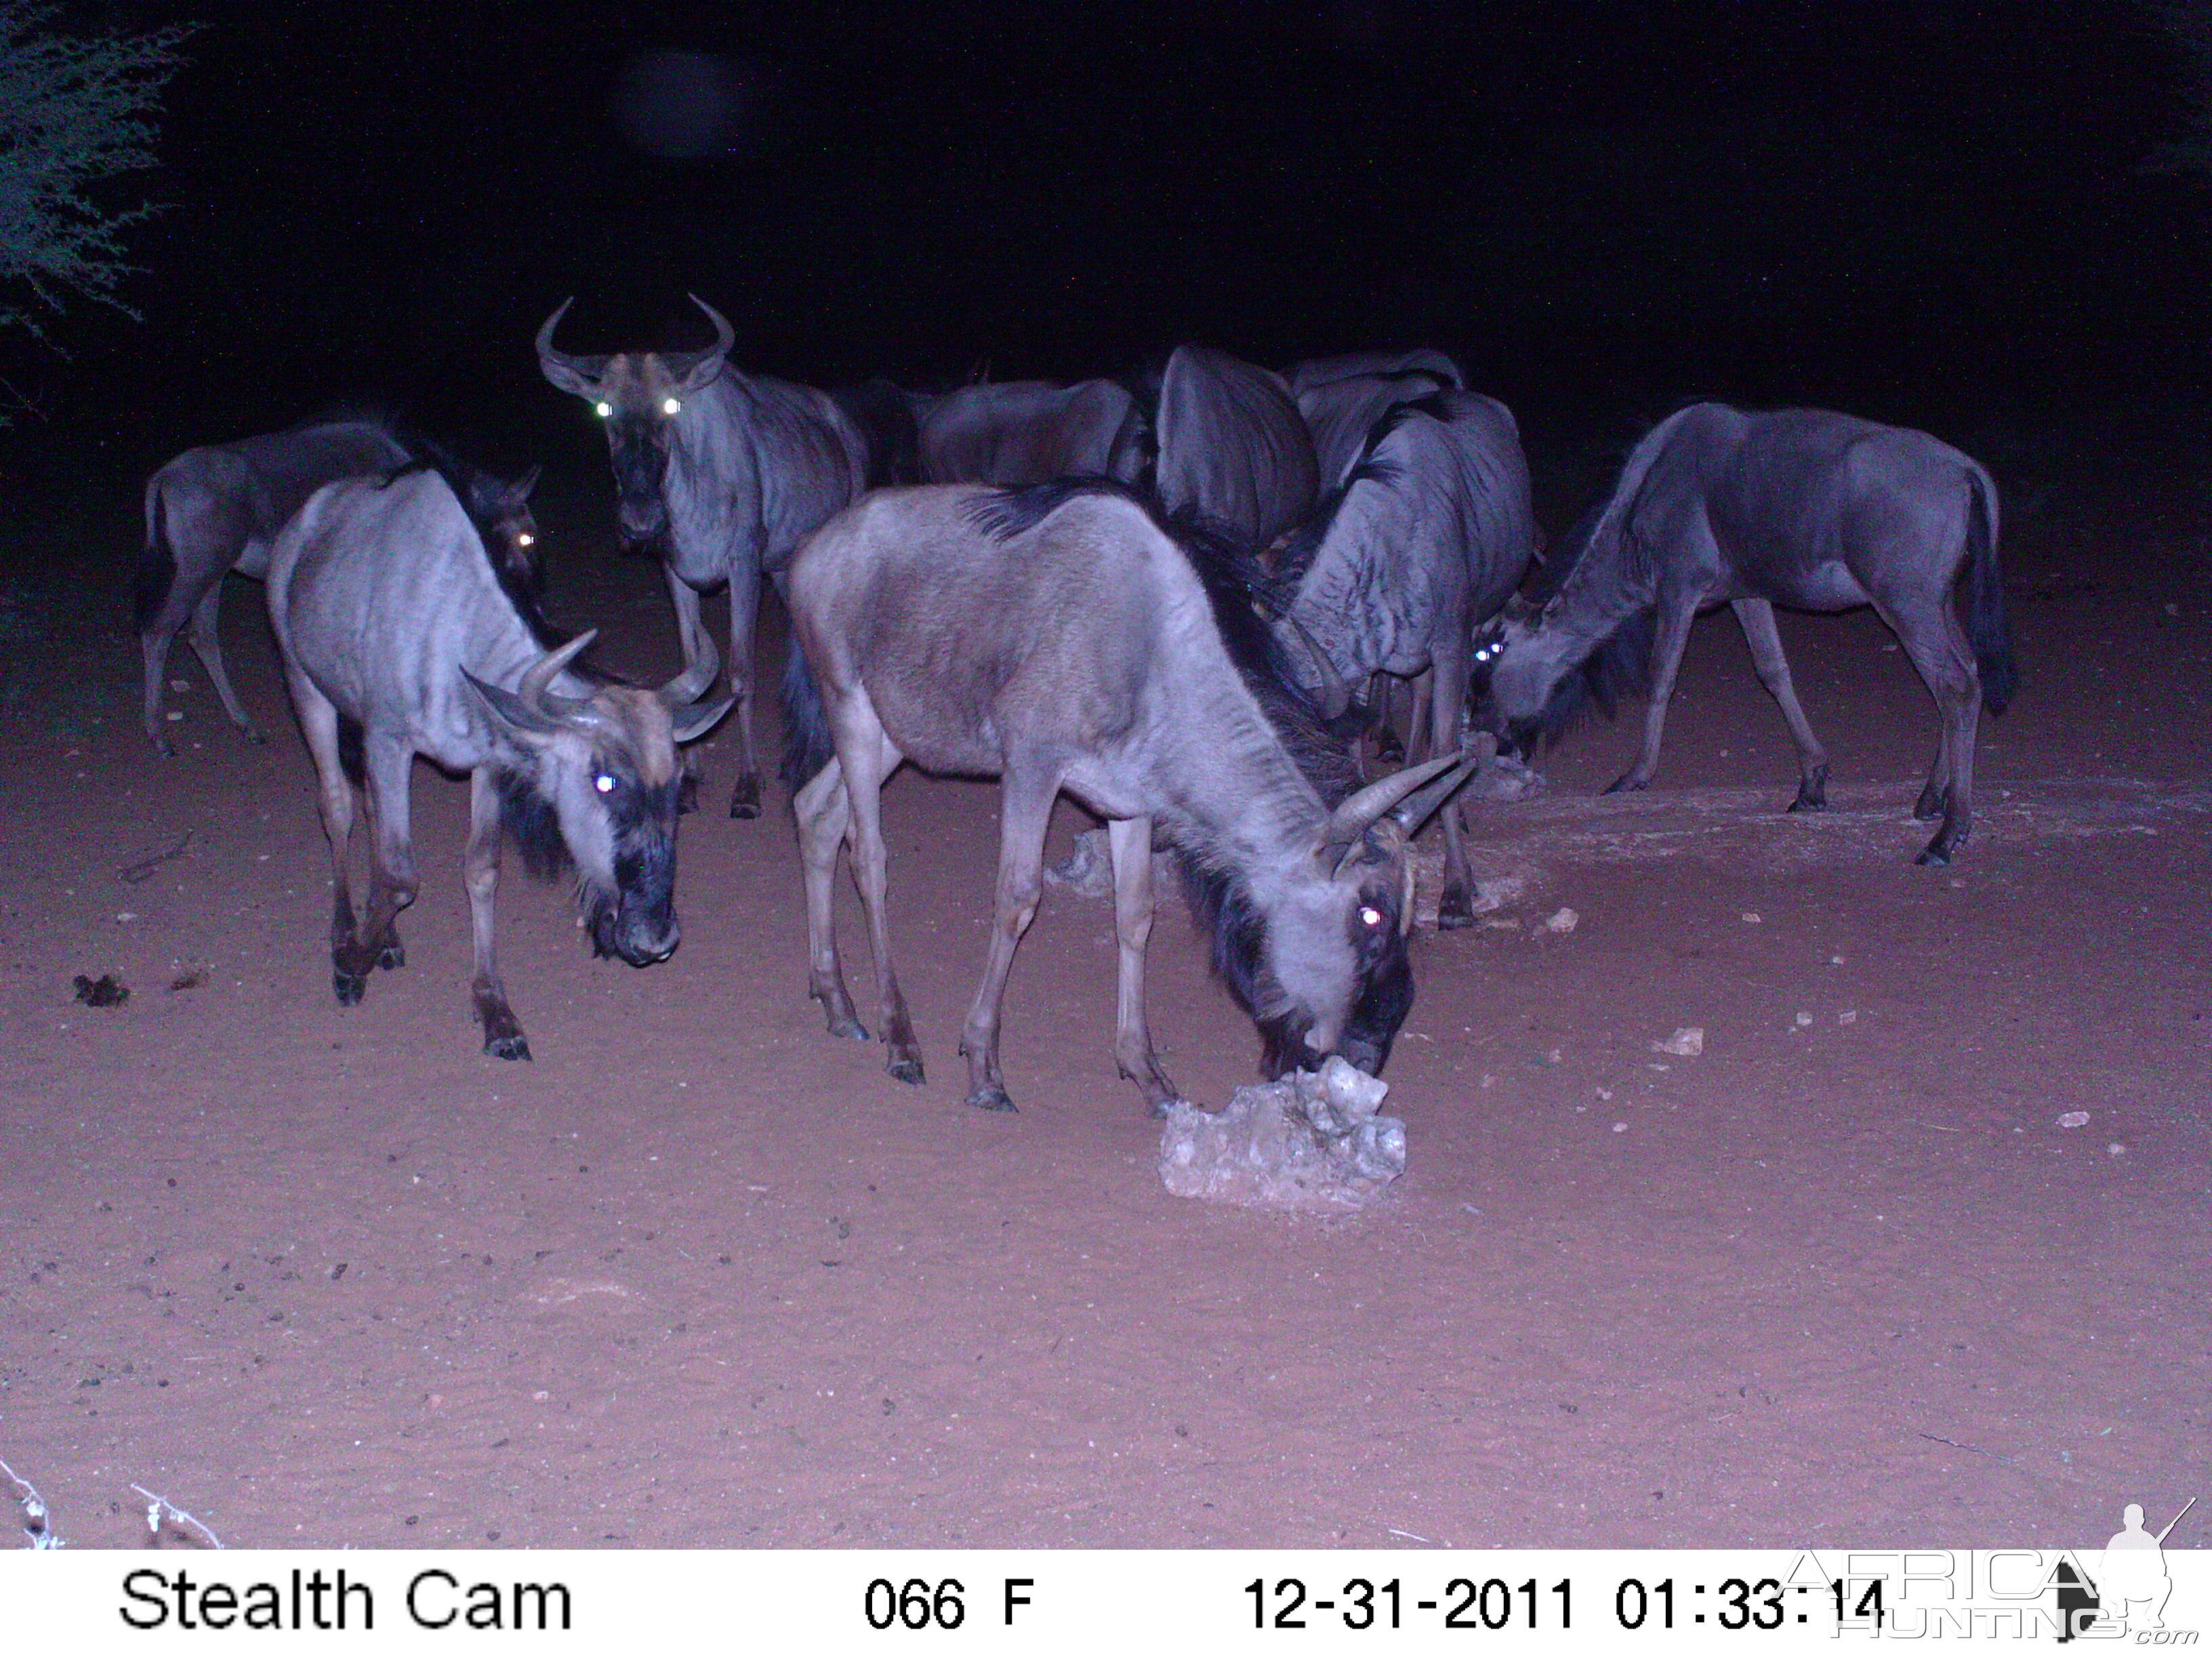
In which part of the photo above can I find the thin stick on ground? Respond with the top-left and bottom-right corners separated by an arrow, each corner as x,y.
130,1483 -> 224,1549
0,1453 -> 61,1549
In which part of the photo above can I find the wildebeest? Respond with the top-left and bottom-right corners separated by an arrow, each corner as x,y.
134,416 -> 541,753
780,478 -> 1479,1115
1149,344 -> 1319,552
1475,403 -> 2017,865
266,465 -> 729,1059
1268,390 -> 1538,924
535,294 -> 872,819
910,378 -> 1149,486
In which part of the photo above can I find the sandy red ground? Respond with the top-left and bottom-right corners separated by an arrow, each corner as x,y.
1,470 -> 2205,1550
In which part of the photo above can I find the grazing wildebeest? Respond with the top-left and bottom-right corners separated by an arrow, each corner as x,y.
1474,403 -> 2018,865
780,479 -> 1479,1115
1150,344 -> 1319,552
134,416 -> 541,753
266,466 -> 729,1059
909,378 -> 1149,486
1268,390 -> 1538,924
535,294 -> 871,819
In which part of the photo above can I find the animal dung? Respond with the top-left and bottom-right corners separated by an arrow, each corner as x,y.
1652,1025 -> 1704,1057
1158,1056 -> 1406,1213
1540,905 -> 1579,935
71,973 -> 129,1008
2057,1111 -> 2091,1129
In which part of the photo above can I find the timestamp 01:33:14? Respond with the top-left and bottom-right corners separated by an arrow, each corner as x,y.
1246,1575 -> 1886,1632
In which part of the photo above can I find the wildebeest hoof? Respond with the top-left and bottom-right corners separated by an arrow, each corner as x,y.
485,1031 -> 533,1061
1436,884 -> 1477,929
966,1082 -> 1019,1113
1788,790 -> 1829,813
377,941 -> 405,971
241,726 -> 268,747
332,970 -> 367,1006
152,737 -> 177,759
887,1052 -> 926,1086
729,775 -> 762,819
1914,846 -> 1952,867
1602,774 -> 1648,796
676,771 -> 701,816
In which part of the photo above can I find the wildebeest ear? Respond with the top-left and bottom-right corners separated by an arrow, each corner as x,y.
460,667 -> 560,741
508,464 -> 543,504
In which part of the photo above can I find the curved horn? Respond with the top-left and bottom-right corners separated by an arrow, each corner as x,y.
1317,752 -> 1465,849
1280,613 -> 1351,723
1387,735 -> 1496,836
667,692 -> 736,745
657,633 -> 720,710
517,628 -> 599,721
535,298 -> 610,396
669,293 -> 736,394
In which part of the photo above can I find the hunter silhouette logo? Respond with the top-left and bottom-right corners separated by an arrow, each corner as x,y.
2057,1496 -> 2197,1641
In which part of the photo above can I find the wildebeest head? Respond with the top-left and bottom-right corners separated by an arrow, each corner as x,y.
535,295 -> 735,548
1472,589 -> 1653,755
462,631 -> 732,966
460,465 -> 544,590
1235,751 -> 1483,1079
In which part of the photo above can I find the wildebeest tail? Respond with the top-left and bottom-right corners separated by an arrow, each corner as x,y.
132,476 -> 179,634
779,640 -> 836,792
1962,467 -> 2017,716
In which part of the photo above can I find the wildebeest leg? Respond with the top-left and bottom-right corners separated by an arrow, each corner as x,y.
1606,592 -> 1698,795
1108,815 -> 1184,1115
464,769 -> 529,1061
185,582 -> 262,744
834,707 -> 924,1083
794,757 -> 867,1041
1731,598 -> 1830,811
724,568 -> 763,819
957,767 -> 1060,1113
1879,594 -> 1981,864
140,623 -> 180,756
665,569 -> 710,815
350,735 -> 419,980
291,678 -> 366,1003
1431,639 -> 1479,928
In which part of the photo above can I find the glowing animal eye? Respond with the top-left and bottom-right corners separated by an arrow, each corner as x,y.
594,773 -> 616,794
594,401 -> 612,419
1359,905 -> 1385,927
517,533 -> 534,547
662,396 -> 682,416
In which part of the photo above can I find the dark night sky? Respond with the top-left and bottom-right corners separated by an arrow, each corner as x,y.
9,0 -> 2211,487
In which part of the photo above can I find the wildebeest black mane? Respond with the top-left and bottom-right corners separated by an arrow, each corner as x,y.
492,763 -> 573,882
1515,499 -> 1656,745
1267,392 -> 1446,590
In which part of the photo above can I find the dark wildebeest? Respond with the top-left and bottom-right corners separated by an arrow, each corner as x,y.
780,479 -> 1479,1115
266,465 -> 729,1059
1268,390 -> 1538,924
1474,403 -> 2017,865
1150,344 -> 1319,552
909,378 -> 1149,486
134,417 -> 541,753
535,294 -> 874,819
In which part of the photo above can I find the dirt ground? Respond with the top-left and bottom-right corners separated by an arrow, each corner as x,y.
1,464 -> 2206,1551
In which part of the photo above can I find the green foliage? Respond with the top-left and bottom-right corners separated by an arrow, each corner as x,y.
0,2 -> 190,339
